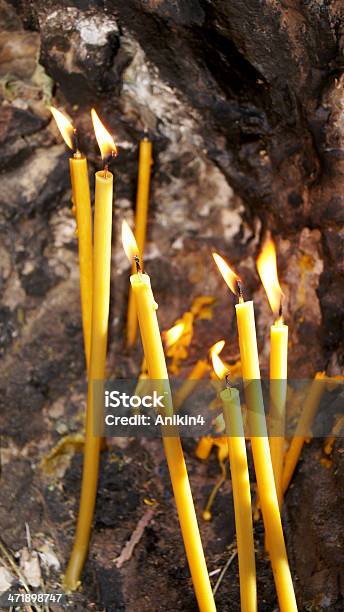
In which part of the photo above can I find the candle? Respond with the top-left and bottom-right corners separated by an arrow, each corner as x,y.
257,237 -> 288,506
126,136 -> 153,348
324,414 -> 344,456
195,435 -> 214,460
173,359 -> 210,411
122,221 -> 216,612
282,371 -> 327,494
213,253 -> 298,612
50,107 -> 93,368
64,110 -> 116,591
211,344 -> 257,612
133,323 -> 185,409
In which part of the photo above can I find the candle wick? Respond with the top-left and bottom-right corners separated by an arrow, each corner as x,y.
134,255 -> 142,274
237,280 -> 244,303
104,163 -> 108,179
72,129 -> 80,157
225,373 -> 231,389
276,301 -> 284,325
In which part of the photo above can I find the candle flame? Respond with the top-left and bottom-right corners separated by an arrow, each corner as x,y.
256,237 -> 283,316
164,323 -> 185,349
50,106 -> 75,150
209,339 -> 225,356
212,253 -> 240,295
91,109 -> 117,160
211,352 -> 228,381
210,339 -> 228,379
122,220 -> 139,262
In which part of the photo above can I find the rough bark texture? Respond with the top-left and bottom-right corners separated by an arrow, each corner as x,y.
0,1 -> 343,610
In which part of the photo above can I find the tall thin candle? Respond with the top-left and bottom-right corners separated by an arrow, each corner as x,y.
123,221 -> 216,612
257,237 -> 288,506
211,345 -> 257,612
126,136 -> 153,348
50,107 -> 93,368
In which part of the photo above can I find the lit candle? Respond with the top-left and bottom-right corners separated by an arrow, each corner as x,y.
211,343 -> 257,612
64,111 -> 116,591
213,253 -> 298,612
50,107 -> 93,368
257,237 -> 288,507
126,136 -> 153,348
282,371 -> 327,494
122,221 -> 216,612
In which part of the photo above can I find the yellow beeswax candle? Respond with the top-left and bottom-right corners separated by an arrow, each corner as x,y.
50,107 -> 93,369
282,371 -> 327,494
211,346 -> 256,612
69,155 -> 93,368
123,223 -> 216,612
195,435 -> 214,460
64,111 -> 116,591
126,137 -> 153,348
213,253 -> 297,612
236,301 -> 297,612
174,359 -> 210,411
257,236 -> 288,507
269,321 -> 288,506
222,388 -> 257,612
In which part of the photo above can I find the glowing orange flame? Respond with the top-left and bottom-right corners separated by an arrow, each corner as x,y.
211,352 -> 228,381
122,220 -> 139,262
50,106 -> 75,150
91,109 -> 117,160
212,253 -> 240,295
164,323 -> 185,349
256,237 -> 282,315
209,339 -> 225,357
210,339 -> 228,379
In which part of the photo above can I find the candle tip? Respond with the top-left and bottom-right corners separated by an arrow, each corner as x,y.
278,300 -> 284,323
134,254 -> 142,273
237,280 -> 244,303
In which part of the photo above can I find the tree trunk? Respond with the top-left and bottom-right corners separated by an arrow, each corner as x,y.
0,1 -> 343,609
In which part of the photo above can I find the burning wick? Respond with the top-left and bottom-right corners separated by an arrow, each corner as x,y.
134,254 -> 141,273
103,150 -> 117,178
121,220 -> 142,274
72,129 -> 81,158
278,301 -> 283,325
236,280 -> 244,303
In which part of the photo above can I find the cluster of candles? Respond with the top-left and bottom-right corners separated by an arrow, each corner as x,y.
49,106 -> 329,612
